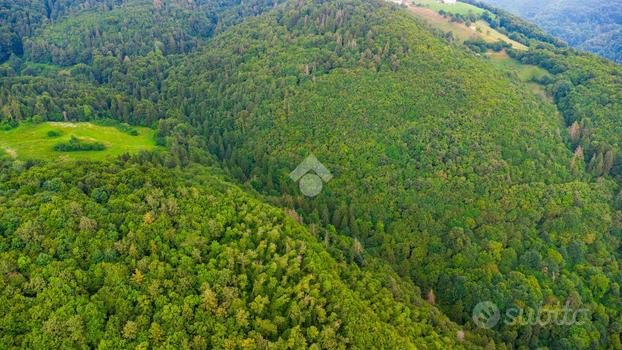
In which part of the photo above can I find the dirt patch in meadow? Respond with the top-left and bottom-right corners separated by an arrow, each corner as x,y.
3,147 -> 17,159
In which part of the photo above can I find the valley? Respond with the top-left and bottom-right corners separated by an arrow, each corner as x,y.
482,0 -> 622,63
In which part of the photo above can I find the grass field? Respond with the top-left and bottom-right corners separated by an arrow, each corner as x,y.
407,1 -> 527,50
0,122 -> 158,161
475,21 -> 526,50
487,51 -> 551,81
487,51 -> 552,98
411,0 -> 486,15
401,2 -> 551,98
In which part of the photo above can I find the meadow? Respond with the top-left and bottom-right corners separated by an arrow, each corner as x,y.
0,122 -> 158,161
487,50 -> 552,97
407,1 -> 526,49
411,0 -> 485,15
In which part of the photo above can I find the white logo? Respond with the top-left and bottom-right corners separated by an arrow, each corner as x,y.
289,155 -> 333,197
472,301 -> 501,329
472,300 -> 588,328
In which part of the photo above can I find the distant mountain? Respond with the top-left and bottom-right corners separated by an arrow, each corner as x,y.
483,0 -> 622,63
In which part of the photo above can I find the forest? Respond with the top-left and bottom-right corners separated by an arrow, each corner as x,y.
482,0 -> 622,63
0,154 -> 486,348
1,0 -> 622,348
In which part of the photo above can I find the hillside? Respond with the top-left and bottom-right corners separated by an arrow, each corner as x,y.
0,0 -> 283,64
154,1 -> 622,348
0,156 -> 481,348
482,0 -> 622,63
408,0 -> 527,49
2,0 -> 622,349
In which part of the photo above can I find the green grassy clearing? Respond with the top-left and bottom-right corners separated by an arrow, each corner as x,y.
411,0 -> 485,15
407,2 -> 526,49
487,50 -> 552,97
488,51 -> 551,81
0,122 -> 159,161
402,3 -> 547,97
475,20 -> 527,50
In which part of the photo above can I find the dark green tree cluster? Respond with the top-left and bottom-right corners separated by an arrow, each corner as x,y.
437,9 -> 485,27
0,0 -> 285,65
53,135 -> 106,151
0,0 -> 125,63
464,39 -> 511,53
508,45 -> 622,185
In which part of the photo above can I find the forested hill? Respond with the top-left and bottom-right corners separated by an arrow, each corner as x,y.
482,0 -> 622,64
2,0 -> 622,349
0,156 -> 482,348
0,0 -> 283,64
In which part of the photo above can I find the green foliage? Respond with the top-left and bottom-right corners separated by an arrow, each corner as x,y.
46,130 -> 62,138
53,135 -> 106,152
135,1 -> 619,347
24,1 -> 210,66
464,38 -> 510,53
2,0 -> 622,348
0,0 -> 285,65
482,0 -> 622,63
0,158 -> 479,349
508,45 -> 622,186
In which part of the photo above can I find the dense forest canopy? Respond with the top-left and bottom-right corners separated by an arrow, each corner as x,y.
0,156 -> 483,348
482,0 -> 622,63
1,0 -> 622,349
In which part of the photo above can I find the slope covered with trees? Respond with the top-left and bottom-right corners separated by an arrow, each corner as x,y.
2,0 -> 622,349
0,155 -> 483,349
483,0 -> 622,63
1,0 -> 282,65
152,2 -> 622,348
1,0 -> 123,63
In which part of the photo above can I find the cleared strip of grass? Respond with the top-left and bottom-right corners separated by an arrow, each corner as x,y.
406,1 -> 526,50
487,50 -> 552,98
0,122 -> 159,161
412,0 -> 486,15
475,20 -> 527,50
398,4 -> 550,99
413,0 -> 484,15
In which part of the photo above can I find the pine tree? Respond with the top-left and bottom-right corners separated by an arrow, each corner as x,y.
569,121 -> 581,143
